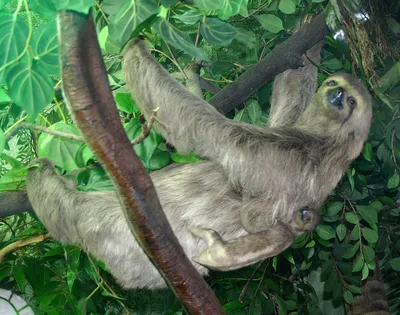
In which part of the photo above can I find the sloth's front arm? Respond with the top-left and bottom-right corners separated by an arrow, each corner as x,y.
191,207 -> 320,271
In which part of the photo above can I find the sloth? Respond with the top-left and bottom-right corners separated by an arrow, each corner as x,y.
26,38 -> 372,289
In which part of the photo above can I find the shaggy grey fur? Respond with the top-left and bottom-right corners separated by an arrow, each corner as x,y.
26,38 -> 372,289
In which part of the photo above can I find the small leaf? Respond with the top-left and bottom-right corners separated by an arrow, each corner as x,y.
363,246 -> 375,263
173,10 -> 202,25
316,224 -> 336,240
352,255 -> 364,272
361,227 -> 378,243
343,290 -> 354,305
116,93 -> 135,113
322,58 -> 343,70
336,224 -> 346,241
13,266 -> 25,291
326,202 -> 343,216
387,173 -> 399,189
248,100 -> 262,122
362,142 -> 372,161
348,285 -> 361,294
349,225 -> 360,241
279,0 -> 296,14
154,19 -> 210,61
200,18 -> 237,46
389,257 -> 400,271
343,242 -> 360,259
356,205 -> 378,226
345,212 -> 359,224
361,263 -> 369,280
255,14 -> 284,33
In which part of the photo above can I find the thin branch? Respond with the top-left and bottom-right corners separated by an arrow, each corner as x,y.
6,122 -> 83,142
0,233 -> 50,263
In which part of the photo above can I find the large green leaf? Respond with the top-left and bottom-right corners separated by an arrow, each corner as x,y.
104,0 -> 160,47
38,122 -> 84,171
200,18 -> 237,46
0,12 -> 28,69
6,63 -> 53,118
218,0 -> 242,20
255,14 -> 284,33
30,0 -> 57,17
193,0 -> 222,11
154,19 -> 209,61
31,22 -> 59,75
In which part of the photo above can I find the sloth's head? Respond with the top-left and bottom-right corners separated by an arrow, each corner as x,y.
298,73 -> 372,144
291,207 -> 321,232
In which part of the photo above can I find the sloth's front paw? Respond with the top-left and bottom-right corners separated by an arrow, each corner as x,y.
190,227 -> 231,270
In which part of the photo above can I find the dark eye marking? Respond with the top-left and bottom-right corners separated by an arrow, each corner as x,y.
348,96 -> 357,109
327,80 -> 337,86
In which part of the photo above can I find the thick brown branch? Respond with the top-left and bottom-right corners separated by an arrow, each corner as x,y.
209,13 -> 330,113
57,10 -> 224,314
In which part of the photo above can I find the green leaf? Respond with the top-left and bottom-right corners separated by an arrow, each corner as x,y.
248,100 -> 262,122
363,246 -> 375,263
30,0 -> 57,18
104,0 -> 160,47
325,202 -> 343,216
361,263 -> 369,280
349,225 -> 360,241
356,205 -> 377,226
352,255 -> 364,272
343,242 -> 360,259
38,122 -> 84,171
54,0 -> 93,14
255,14 -> 284,33
0,129 -> 4,154
193,0 -> 222,10
235,27 -> 256,48
322,58 -> 343,70
345,212 -> 359,224
200,18 -> 237,46
362,142 -> 372,161
343,290 -> 353,305
316,224 -> 336,240
0,12 -> 28,69
13,266 -> 25,291
154,19 -> 210,61
173,10 -> 202,25
171,152 -> 201,163
67,268 -> 76,293
0,88 -> 11,103
336,224 -> 346,241
389,257 -> 400,271
31,22 -> 59,75
348,285 -> 361,294
6,63 -> 53,118
218,0 -> 243,20
116,93 -> 135,113
361,227 -> 378,243
279,0 -> 296,14
387,173 -> 399,189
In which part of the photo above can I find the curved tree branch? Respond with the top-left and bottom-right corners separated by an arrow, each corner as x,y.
210,13 -> 330,113
57,10 -> 224,314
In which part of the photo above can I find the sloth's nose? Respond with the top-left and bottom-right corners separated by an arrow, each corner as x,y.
326,87 -> 344,108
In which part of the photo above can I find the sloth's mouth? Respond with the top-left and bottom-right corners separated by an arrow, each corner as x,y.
326,87 -> 344,109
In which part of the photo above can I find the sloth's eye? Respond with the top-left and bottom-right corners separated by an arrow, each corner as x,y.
327,80 -> 337,86
348,96 -> 357,108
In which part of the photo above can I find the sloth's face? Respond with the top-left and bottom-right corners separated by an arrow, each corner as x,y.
310,73 -> 372,140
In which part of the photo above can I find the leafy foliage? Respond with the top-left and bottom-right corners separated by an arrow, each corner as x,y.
0,0 -> 399,314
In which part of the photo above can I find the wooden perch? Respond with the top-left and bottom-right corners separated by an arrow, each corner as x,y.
57,10 -> 224,314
